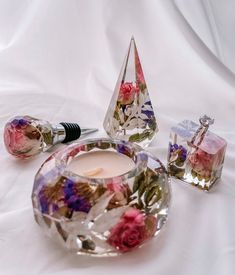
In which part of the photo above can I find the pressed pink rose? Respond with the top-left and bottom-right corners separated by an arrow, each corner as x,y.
188,148 -> 214,178
118,82 -> 139,105
107,208 -> 157,252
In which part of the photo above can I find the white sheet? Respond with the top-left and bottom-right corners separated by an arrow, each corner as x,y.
174,0 -> 235,75
0,1 -> 235,275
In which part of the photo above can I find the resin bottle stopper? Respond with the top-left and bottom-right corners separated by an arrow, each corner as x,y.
3,115 -> 98,159
167,115 -> 227,191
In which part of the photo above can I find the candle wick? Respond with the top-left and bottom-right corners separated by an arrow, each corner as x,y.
83,167 -> 104,177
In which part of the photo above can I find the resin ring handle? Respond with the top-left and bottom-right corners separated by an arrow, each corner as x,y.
3,115 -> 98,159
190,115 -> 214,146
199,115 -> 214,128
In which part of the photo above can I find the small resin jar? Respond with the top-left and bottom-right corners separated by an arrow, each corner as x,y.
32,139 -> 171,256
167,116 -> 227,191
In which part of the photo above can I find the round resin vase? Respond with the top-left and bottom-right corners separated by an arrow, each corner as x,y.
32,139 -> 171,256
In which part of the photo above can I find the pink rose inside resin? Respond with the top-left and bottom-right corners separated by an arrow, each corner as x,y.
107,208 -> 156,252
118,82 -> 140,105
188,149 -> 214,178
4,116 -> 42,158
188,133 -> 226,180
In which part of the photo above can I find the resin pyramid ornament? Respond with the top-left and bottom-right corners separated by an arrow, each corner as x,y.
103,37 -> 158,147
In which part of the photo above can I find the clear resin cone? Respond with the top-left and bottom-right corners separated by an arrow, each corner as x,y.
103,37 -> 158,147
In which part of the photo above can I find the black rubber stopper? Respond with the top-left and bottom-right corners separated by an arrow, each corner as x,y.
60,122 -> 81,143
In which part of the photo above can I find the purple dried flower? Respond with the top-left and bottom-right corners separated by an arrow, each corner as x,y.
39,195 -> 49,214
67,195 -> 91,212
169,143 -> 187,161
63,178 -> 91,213
11,118 -> 29,128
141,110 -> 154,118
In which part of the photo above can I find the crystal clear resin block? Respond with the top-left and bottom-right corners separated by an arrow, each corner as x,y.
167,119 -> 227,191
103,37 -> 158,147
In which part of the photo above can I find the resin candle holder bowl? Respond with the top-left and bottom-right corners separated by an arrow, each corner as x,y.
32,139 -> 171,256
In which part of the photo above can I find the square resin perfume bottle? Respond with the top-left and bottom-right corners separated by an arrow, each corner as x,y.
167,115 -> 227,191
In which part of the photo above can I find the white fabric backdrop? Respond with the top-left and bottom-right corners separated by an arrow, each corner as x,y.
0,1 -> 235,275
174,0 -> 235,74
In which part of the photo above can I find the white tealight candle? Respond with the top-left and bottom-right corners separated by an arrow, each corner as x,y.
67,150 -> 135,178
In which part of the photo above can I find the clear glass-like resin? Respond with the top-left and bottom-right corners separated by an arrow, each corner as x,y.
32,139 -> 171,256
103,37 -> 158,147
4,116 -> 97,159
4,115 -> 54,159
167,120 -> 227,191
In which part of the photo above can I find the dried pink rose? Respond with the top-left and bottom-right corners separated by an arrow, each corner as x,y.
188,148 -> 214,178
4,116 -> 42,158
4,122 -> 36,156
118,82 -> 139,105
107,208 -> 157,252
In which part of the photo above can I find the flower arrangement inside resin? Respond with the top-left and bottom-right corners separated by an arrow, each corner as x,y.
32,139 -> 170,256
4,116 -> 53,158
104,38 -> 158,147
167,120 -> 227,191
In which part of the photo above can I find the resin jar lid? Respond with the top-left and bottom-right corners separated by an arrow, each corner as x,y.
32,138 -> 171,256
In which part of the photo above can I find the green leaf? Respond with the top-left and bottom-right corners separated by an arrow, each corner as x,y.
148,118 -> 157,131
133,178 -> 141,193
132,171 -> 148,209
114,110 -> 119,120
144,185 -> 162,206
86,143 -> 96,151
175,159 -> 185,167
133,172 -> 146,193
168,164 -> 185,178
129,130 -> 151,143
148,129 -> 155,140
96,142 -> 110,150
137,198 -> 144,209
42,132 -> 53,145
138,179 -> 147,198
191,169 -> 198,178
139,83 -> 147,91
129,133 -> 141,142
